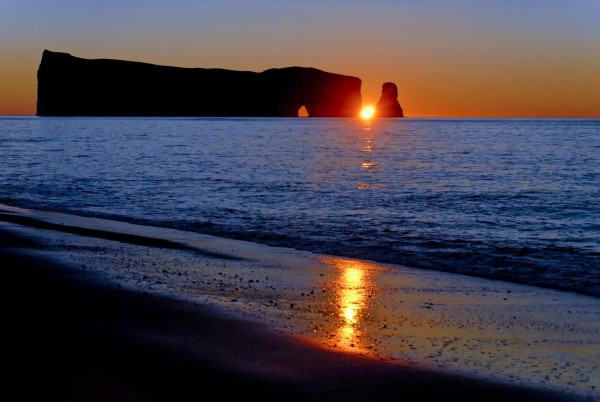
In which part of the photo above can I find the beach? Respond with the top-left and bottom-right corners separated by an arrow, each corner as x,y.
1,204 -> 597,400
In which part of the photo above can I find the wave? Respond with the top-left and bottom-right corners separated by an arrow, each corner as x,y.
3,198 -> 598,298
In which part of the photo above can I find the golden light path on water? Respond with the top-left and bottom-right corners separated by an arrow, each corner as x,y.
357,117 -> 379,189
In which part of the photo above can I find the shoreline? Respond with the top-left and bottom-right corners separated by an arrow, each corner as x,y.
2,198 -> 597,300
1,204 -> 598,400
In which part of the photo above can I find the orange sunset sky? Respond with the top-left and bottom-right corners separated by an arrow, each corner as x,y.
1,1 -> 599,117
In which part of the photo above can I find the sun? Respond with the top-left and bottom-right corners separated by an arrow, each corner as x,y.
361,107 -> 375,119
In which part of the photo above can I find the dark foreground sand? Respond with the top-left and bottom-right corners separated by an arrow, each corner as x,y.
0,225 -> 579,401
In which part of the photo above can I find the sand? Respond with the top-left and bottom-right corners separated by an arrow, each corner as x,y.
1,204 -> 598,401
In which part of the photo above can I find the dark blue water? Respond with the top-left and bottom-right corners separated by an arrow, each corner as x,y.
1,116 -> 598,296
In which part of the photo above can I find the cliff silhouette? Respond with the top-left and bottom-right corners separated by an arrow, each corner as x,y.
37,50 -> 362,117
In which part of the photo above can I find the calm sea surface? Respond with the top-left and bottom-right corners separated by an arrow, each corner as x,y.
1,117 -> 598,296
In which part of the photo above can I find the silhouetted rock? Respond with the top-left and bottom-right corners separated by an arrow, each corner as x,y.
37,50 -> 362,117
375,82 -> 404,117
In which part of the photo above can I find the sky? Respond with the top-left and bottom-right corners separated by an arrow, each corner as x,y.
1,0 -> 599,117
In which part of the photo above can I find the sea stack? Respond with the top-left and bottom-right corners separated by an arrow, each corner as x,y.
375,82 -> 404,117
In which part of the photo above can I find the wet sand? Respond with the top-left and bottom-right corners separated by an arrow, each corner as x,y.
1,204 -> 597,400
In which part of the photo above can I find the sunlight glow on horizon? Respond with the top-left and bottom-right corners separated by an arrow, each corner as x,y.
361,107 -> 375,119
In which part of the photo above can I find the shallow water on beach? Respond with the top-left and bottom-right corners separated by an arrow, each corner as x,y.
1,116 -> 599,296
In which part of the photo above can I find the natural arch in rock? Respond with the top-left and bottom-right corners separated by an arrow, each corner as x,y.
298,105 -> 309,117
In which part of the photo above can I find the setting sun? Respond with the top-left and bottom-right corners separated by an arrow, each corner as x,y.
360,107 -> 375,119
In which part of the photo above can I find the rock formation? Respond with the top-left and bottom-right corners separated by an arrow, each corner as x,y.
375,82 -> 404,117
36,50 -> 362,117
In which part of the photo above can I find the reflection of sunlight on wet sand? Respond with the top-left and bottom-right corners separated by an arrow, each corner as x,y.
339,265 -> 364,348
319,257 -> 380,354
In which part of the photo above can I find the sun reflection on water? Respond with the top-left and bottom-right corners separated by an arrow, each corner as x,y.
358,120 -> 380,189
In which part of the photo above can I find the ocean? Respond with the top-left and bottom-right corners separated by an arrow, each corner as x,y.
1,116 -> 598,296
